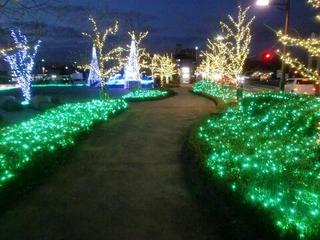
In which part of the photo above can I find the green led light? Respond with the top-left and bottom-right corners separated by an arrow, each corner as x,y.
193,80 -> 320,239
193,80 -> 250,101
0,99 -> 128,188
122,89 -> 168,100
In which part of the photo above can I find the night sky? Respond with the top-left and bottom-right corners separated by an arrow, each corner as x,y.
0,0 -> 319,64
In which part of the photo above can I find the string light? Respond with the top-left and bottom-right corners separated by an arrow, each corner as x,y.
277,2 -> 320,81
127,31 -> 150,70
193,80 -> 320,239
307,0 -> 320,20
1,29 -> 41,104
122,89 -> 168,101
0,99 -> 128,188
82,16 -> 124,91
220,6 -> 255,86
193,80 -> 250,102
151,54 -> 177,87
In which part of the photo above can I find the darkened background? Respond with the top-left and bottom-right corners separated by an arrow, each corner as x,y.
0,0 -> 318,64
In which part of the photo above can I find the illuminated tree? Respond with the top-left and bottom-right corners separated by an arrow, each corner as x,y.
198,35 -> 230,81
220,6 -> 255,86
127,31 -> 151,71
150,54 -> 160,79
82,16 -> 124,96
1,29 -> 41,104
277,1 -> 320,81
151,54 -> 177,87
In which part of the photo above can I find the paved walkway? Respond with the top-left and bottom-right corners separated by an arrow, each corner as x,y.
0,88 -> 221,240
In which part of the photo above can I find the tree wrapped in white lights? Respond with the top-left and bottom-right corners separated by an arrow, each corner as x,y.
1,29 -> 41,104
151,54 -> 177,87
277,1 -> 320,81
198,35 -> 230,81
82,16 -> 124,94
221,6 -> 255,86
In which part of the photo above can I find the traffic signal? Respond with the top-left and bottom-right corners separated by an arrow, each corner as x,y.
261,50 -> 275,62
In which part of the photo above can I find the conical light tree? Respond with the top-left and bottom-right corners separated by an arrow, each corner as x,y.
123,36 -> 141,81
87,44 -> 101,86
127,31 -> 151,71
277,1 -> 320,81
1,29 -> 41,104
82,16 -> 124,96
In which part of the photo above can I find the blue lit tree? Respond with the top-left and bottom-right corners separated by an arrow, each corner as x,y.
1,29 -> 41,104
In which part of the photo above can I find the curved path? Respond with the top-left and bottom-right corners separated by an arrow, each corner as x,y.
0,87 -> 221,240
0,88 -> 282,240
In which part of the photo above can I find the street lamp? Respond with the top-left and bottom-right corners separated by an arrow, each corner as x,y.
256,0 -> 291,91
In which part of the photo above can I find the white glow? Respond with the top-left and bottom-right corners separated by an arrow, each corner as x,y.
256,0 -> 270,7
88,45 -> 101,86
216,35 -> 224,41
1,29 -> 41,103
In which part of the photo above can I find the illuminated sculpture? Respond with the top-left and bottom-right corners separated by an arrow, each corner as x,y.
1,29 -> 41,104
107,32 -> 154,88
87,45 -> 101,86
82,16 -> 124,96
123,35 -> 141,88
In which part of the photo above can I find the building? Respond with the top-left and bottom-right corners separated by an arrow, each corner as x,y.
174,44 -> 200,84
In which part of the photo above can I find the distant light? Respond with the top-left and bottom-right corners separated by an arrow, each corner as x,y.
181,67 -> 190,79
216,35 -> 224,41
195,46 -> 199,51
65,66 -> 69,70
256,0 -> 270,7
41,59 -> 45,62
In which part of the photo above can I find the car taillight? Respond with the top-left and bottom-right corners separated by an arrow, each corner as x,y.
313,87 -> 316,92
293,87 -> 298,91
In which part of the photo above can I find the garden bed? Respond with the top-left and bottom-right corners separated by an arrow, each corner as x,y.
191,82 -> 320,239
0,99 -> 128,207
122,88 -> 176,102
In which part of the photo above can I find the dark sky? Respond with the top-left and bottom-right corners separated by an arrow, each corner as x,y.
1,0 -> 319,64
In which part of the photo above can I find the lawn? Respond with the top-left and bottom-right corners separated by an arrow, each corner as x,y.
192,80 -> 320,239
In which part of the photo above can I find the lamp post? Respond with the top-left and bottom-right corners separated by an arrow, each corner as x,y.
256,0 -> 291,91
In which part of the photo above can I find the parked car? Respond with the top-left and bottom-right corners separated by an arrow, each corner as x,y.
285,78 -> 319,95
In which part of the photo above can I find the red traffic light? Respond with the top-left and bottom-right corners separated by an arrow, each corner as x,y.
261,50 -> 275,62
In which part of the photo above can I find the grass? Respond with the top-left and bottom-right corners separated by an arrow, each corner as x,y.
0,99 -> 128,209
191,80 -> 320,239
122,88 -> 176,102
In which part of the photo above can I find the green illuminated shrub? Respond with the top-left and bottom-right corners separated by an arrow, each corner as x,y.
0,99 -> 128,188
122,89 -> 174,102
193,83 -> 320,239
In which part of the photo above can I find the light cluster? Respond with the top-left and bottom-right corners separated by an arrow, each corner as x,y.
277,1 -> 320,82
150,54 -> 177,87
193,80 -> 249,102
307,0 -> 320,20
0,99 -> 128,188
1,29 -> 41,104
194,83 -> 320,238
198,6 -> 255,86
122,89 -> 168,101
82,16 -> 124,89
127,31 -> 150,71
